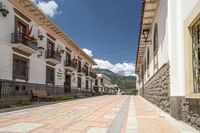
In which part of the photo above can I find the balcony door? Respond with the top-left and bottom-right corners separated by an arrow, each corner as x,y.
15,17 -> 28,34
86,80 -> 89,90
16,22 -> 27,34
66,52 -> 71,66
47,40 -> 54,57
64,75 -> 71,93
78,60 -> 82,72
14,17 -> 29,44
78,77 -> 82,89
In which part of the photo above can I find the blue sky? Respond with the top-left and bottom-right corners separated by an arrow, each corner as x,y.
32,0 -> 142,76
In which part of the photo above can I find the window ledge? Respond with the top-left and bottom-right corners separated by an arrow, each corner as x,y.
186,93 -> 200,99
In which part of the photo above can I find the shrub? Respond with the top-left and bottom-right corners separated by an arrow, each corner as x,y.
0,103 -> 11,109
16,100 -> 31,107
60,96 -> 74,100
53,96 -> 74,101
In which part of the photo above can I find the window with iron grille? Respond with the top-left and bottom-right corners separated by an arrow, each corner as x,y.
153,23 -> 158,54
147,48 -> 150,77
46,66 -> 54,84
153,23 -> 158,70
13,54 -> 29,81
192,18 -> 200,93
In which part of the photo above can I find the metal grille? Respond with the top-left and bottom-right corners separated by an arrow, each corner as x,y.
192,18 -> 200,93
13,55 -> 29,80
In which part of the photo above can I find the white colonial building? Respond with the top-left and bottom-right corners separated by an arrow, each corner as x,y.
0,0 -> 97,100
94,74 -> 112,94
136,0 -> 200,130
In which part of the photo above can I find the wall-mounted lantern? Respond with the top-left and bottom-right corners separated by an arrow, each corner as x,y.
60,49 -> 65,54
0,2 -> 9,17
143,29 -> 150,42
38,30 -> 44,41
38,47 -> 45,58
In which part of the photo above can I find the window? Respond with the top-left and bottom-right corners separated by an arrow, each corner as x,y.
78,77 -> 82,88
78,60 -> 82,72
13,54 -> 29,81
86,80 -> 89,90
147,48 -> 150,77
85,65 -> 89,76
153,23 -> 158,54
101,78 -> 103,84
192,18 -> 200,93
46,66 -> 54,84
153,23 -> 158,70
15,16 -> 28,34
66,52 -> 71,65
95,79 -> 98,85
46,39 -> 55,58
147,48 -> 150,68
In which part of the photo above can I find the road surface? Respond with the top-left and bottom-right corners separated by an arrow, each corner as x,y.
0,96 -> 198,133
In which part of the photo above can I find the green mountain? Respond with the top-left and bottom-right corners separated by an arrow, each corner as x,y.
93,68 -> 136,90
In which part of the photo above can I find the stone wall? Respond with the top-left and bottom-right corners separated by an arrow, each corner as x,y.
143,63 -> 170,113
141,63 -> 200,131
181,98 -> 200,130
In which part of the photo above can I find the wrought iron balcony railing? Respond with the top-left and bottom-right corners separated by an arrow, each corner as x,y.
11,33 -> 38,51
65,61 -> 77,70
90,72 -> 97,78
45,51 -> 61,62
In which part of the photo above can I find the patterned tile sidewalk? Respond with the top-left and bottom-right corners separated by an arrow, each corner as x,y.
0,96 -> 129,133
132,96 -> 199,133
0,96 -> 199,133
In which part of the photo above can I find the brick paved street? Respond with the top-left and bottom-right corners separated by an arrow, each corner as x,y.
0,96 -> 199,133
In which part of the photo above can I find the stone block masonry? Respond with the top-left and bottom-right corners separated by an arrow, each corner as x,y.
143,63 -> 170,113
141,63 -> 200,131
181,98 -> 200,131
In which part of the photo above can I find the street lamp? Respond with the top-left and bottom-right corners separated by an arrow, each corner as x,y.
143,29 -> 150,42
0,2 -> 9,17
38,47 -> 45,58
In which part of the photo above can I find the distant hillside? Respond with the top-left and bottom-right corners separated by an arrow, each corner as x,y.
93,68 -> 136,90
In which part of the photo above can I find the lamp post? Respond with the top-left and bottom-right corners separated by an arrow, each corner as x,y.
143,29 -> 150,42
38,47 -> 45,58
0,2 -> 9,17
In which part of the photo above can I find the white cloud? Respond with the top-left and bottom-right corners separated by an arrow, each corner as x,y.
82,48 -> 135,76
32,0 -> 61,17
82,48 -> 93,57
94,59 -> 135,76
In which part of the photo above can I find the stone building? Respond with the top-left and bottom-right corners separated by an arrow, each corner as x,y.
136,0 -> 200,130
0,0 -> 97,100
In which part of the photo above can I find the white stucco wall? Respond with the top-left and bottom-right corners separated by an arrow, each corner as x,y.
168,0 -> 199,96
137,0 -> 199,97
0,1 -> 95,90
141,0 -> 169,84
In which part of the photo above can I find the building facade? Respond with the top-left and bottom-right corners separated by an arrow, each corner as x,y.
136,0 -> 200,130
0,0 -> 97,100
94,74 -> 112,94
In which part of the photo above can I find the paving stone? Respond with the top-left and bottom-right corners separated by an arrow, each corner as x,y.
0,123 -> 43,133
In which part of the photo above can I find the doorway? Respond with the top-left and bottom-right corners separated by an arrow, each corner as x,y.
64,75 -> 71,93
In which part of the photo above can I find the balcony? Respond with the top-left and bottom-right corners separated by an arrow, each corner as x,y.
90,72 -> 97,79
64,61 -> 77,71
11,33 -> 38,54
77,68 -> 85,76
45,51 -> 61,64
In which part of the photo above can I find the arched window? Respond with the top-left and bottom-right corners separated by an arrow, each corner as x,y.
153,23 -> 159,70
153,23 -> 158,55
147,48 -> 150,68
